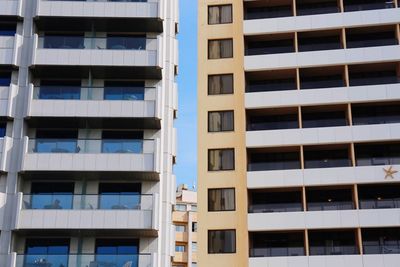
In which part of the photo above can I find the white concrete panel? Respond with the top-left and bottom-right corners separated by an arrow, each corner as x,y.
244,8 -> 400,35
245,45 -> 400,71
34,48 -> 159,67
246,84 -> 400,109
0,0 -> 21,17
246,123 -> 400,148
36,0 -> 159,19
248,165 -> 400,188
17,209 -> 153,230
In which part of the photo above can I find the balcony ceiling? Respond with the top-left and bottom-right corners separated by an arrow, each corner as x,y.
34,16 -> 163,33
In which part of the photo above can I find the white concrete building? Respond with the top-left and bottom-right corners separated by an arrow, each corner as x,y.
0,0 -> 178,267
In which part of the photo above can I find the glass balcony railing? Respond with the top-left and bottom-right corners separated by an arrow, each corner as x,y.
304,158 -> 352,169
27,138 -> 154,154
250,247 -> 305,257
16,254 -> 152,267
38,36 -> 155,50
363,244 -> 400,254
307,201 -> 354,211
22,194 -> 153,210
344,0 -> 395,12
309,245 -> 358,255
248,161 -> 301,171
33,86 -> 155,101
359,198 -> 400,209
249,203 -> 303,213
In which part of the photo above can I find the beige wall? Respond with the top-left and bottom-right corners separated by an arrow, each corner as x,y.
198,1 -> 248,266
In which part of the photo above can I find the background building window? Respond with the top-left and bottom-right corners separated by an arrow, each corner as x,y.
208,39 -> 233,59
208,74 -> 233,95
175,204 -> 186,211
208,5 -> 233,24
209,111 -> 234,132
192,222 -> 198,232
208,149 -> 235,171
191,204 -> 198,211
0,123 -> 6,138
208,188 -> 235,211
192,242 -> 198,252
175,225 -> 186,232
175,245 -> 186,252
208,230 -> 236,254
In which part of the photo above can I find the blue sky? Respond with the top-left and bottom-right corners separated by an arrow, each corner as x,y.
175,1 -> 198,188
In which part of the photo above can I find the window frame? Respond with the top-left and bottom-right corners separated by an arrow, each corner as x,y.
208,4 -> 233,25
208,188 -> 236,212
208,110 -> 235,132
208,39 -> 233,59
208,148 -> 235,171
208,229 -> 237,254
208,73 -> 234,95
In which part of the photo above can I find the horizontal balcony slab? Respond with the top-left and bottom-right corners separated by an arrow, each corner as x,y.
244,45 -> 400,71
36,0 -> 160,19
15,193 -> 159,230
246,123 -> 400,148
249,254 -> 400,267
21,137 -> 160,173
245,83 -> 400,109
0,137 -> 12,172
0,85 -> 14,117
27,85 -> 161,121
247,164 -> 400,188
0,35 -> 20,66
244,8 -> 400,35
0,0 -> 22,17
248,208 -> 400,231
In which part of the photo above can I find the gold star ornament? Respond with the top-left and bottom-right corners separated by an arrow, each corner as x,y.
383,166 -> 398,180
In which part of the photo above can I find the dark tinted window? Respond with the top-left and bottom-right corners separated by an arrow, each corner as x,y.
208,74 -> 233,95
0,23 -> 16,36
208,230 -> 236,254
208,111 -> 234,132
208,39 -> 233,59
208,149 -> 235,171
208,5 -> 232,24
208,188 -> 235,211
0,72 -> 11,86
0,123 -> 5,137
104,81 -> 145,100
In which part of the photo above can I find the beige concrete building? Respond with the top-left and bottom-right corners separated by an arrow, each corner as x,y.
198,1 -> 400,267
172,184 -> 198,267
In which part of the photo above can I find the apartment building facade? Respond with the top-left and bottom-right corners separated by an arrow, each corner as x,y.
0,0 -> 178,266
172,184 -> 197,267
198,0 -> 400,267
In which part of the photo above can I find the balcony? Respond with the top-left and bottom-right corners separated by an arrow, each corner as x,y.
32,35 -> 160,68
0,0 -> 22,17
344,0 -> 395,12
26,84 -> 161,124
15,192 -> 159,230
249,232 -> 305,257
0,83 -> 17,117
248,189 -> 303,213
21,137 -> 160,173
0,34 -> 20,66
15,253 -> 157,267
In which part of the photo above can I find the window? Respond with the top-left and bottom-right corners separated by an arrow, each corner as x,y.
0,123 -> 5,138
208,39 -> 233,59
39,80 -> 81,100
0,72 -> 11,86
192,222 -> 198,232
101,130 -> 144,154
175,245 -> 186,252
29,182 -> 74,210
43,33 -> 84,49
208,149 -> 235,171
0,23 -> 16,36
35,129 -> 78,153
175,204 -> 186,211
208,74 -> 233,95
95,239 -> 139,267
208,230 -> 236,254
106,34 -> 146,50
175,225 -> 186,232
192,242 -> 198,252
208,188 -> 235,211
98,183 -> 141,210
192,263 -> 198,267
191,204 -> 197,211
208,111 -> 234,132
208,5 -> 233,24
104,81 -> 145,100
25,239 -> 70,267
